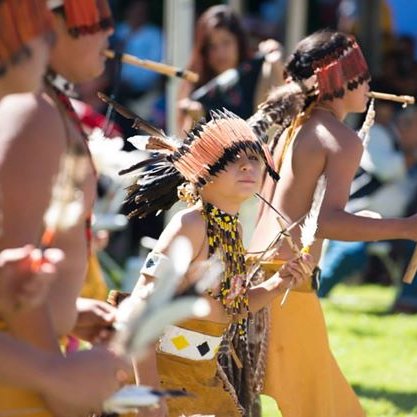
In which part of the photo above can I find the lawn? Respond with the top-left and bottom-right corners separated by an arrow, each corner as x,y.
261,284 -> 417,417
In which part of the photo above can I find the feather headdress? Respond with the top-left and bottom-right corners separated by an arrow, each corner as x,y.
249,32 -> 370,149
47,0 -> 113,37
0,0 -> 53,76
99,93 -> 280,219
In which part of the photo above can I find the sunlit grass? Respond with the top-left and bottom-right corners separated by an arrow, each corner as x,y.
262,284 -> 417,417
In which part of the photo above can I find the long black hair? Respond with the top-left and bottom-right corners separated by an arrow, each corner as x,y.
249,30 -> 370,152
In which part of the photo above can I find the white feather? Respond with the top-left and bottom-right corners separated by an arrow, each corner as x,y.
147,237 -> 192,310
127,135 -> 152,151
44,198 -> 83,232
169,235 -> 193,277
194,258 -> 223,294
300,176 -> 326,249
103,385 -> 187,413
88,129 -> 146,180
358,99 -> 375,148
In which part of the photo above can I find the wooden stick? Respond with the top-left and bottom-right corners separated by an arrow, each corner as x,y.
103,50 -> 199,83
402,244 -> 417,284
367,91 -> 415,105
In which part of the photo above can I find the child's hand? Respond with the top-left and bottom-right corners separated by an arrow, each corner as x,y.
71,298 -> 117,344
279,253 -> 315,290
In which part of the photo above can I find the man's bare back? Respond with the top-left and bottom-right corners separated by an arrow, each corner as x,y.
252,101 -> 417,273
250,108 -> 363,261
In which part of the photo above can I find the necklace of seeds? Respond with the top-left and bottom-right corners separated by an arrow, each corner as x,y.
202,202 -> 248,339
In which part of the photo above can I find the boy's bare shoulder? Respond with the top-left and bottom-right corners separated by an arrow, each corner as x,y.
153,207 -> 206,255
169,207 -> 206,237
0,92 -> 67,205
303,111 -> 362,152
0,91 -> 65,156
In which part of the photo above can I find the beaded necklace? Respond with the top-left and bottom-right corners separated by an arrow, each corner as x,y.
202,202 -> 249,330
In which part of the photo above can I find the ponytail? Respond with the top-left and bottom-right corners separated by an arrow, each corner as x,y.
248,81 -> 312,153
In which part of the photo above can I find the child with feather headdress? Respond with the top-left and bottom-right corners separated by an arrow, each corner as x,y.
118,108 -> 314,417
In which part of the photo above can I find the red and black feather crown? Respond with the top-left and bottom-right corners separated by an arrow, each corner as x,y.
286,33 -> 370,101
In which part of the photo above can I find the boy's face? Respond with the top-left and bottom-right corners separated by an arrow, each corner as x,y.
49,12 -> 113,84
201,150 -> 262,204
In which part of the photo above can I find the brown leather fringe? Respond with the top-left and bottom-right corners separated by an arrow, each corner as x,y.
216,361 -> 245,417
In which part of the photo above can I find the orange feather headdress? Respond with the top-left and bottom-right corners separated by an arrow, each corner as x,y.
47,0 -> 113,37
0,0 -> 53,75
118,108 -> 280,219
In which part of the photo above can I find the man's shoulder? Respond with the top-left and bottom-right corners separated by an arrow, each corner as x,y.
0,92 -> 66,168
306,113 -> 361,147
0,91 -> 56,115
0,92 -> 65,144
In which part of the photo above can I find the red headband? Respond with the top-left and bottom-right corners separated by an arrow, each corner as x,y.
315,40 -> 369,100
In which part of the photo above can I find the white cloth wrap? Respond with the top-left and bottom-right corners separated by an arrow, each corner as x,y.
158,324 -> 222,361
140,251 -> 171,278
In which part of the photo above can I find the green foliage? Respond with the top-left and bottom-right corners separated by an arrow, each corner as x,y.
261,285 -> 417,417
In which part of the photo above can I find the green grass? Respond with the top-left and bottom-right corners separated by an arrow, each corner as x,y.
261,284 -> 417,417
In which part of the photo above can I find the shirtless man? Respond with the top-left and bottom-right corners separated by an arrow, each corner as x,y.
0,0 -> 58,318
248,30 -> 417,417
0,1 -> 130,415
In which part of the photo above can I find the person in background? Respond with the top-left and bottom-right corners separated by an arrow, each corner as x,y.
112,0 -> 163,105
177,4 -> 284,133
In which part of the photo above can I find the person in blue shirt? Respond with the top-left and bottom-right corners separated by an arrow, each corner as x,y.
112,0 -> 163,101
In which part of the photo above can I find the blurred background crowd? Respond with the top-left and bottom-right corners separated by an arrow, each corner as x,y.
78,0 -> 417,313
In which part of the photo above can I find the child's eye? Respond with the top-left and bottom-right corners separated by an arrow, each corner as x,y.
248,154 -> 259,161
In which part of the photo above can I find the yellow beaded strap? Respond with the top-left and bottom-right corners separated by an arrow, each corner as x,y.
202,203 -> 248,331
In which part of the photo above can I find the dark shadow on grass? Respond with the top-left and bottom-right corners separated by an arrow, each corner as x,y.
352,384 -> 417,413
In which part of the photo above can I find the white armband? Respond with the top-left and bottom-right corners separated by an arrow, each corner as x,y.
140,251 -> 171,279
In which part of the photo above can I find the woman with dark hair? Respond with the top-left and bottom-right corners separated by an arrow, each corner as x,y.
246,29 -> 417,416
177,4 -> 284,133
